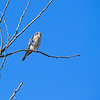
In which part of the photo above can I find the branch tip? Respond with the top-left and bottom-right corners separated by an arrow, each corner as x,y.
0,0 -> 9,23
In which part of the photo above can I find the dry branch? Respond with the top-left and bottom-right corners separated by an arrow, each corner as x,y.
8,1 -> 29,43
0,49 -> 80,70
9,82 -> 23,100
0,49 -> 80,59
0,0 -> 9,23
1,0 -> 53,54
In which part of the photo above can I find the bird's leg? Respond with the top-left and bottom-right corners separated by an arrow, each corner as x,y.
32,50 -> 36,53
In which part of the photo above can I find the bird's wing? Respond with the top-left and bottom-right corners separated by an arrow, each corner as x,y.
28,36 -> 34,49
22,36 -> 34,61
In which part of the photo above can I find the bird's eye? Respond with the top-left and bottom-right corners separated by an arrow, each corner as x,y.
35,33 -> 38,35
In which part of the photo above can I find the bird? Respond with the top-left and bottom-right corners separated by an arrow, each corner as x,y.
22,32 -> 41,61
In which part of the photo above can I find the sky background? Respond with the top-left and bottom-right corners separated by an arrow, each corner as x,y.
0,0 -> 100,100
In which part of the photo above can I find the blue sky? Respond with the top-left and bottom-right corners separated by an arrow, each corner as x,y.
0,0 -> 100,100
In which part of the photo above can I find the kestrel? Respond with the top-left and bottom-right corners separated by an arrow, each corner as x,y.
22,32 -> 41,61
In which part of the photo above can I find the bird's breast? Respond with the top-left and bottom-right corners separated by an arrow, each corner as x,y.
30,45 -> 35,50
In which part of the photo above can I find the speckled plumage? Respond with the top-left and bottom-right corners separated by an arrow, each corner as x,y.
22,32 -> 41,61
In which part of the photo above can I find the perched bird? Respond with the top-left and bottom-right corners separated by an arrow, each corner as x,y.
22,32 -> 41,61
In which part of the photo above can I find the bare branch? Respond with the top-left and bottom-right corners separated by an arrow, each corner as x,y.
0,49 -> 80,59
0,49 -> 80,69
0,0 -> 9,23
1,0 -> 53,53
9,1 -> 29,43
0,28 -> 3,53
9,82 -> 23,100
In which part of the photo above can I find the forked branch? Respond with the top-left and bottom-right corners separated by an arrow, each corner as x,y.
9,82 -> 23,100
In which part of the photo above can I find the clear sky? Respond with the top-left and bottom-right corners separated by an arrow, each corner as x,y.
0,0 -> 100,100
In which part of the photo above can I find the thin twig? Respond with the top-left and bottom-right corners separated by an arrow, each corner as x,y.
0,49 -> 80,58
9,82 -> 23,100
2,15 -> 9,43
1,0 -> 53,53
35,51 -> 80,59
0,0 -> 9,23
9,1 -> 29,43
0,28 -> 3,54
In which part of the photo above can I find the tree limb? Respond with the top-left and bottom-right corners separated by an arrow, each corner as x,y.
0,49 -> 80,59
0,49 -> 80,70
9,82 -> 23,100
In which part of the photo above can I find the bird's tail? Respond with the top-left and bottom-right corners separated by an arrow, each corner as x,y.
22,51 -> 32,61
22,55 -> 26,61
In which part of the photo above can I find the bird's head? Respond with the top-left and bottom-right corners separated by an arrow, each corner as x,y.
34,32 -> 41,37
